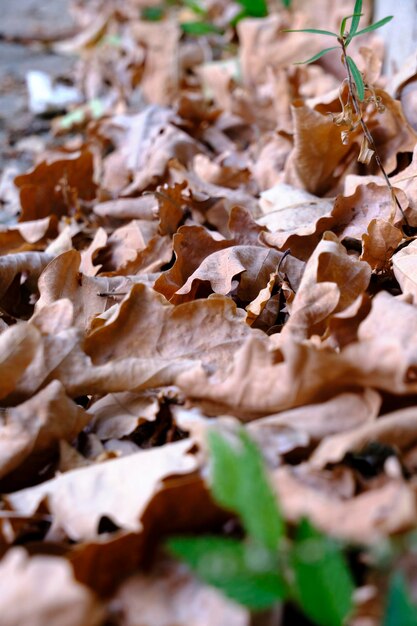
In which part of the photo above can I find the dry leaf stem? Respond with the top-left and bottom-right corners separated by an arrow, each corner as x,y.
339,37 -> 409,229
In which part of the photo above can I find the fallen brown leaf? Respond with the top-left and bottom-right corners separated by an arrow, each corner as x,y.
6,439 -> 198,540
0,548 -> 104,626
0,380 -> 89,490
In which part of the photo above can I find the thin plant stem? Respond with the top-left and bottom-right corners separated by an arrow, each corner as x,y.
338,37 -> 410,230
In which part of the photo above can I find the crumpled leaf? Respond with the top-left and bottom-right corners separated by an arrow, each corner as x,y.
0,380 -> 90,489
178,290 -> 417,417
0,300 -> 195,402
130,20 -> 180,106
14,150 -> 97,221
284,102 -> 354,195
111,557 -> 250,626
0,548 -> 104,626
273,465 -> 416,543
282,232 -> 371,340
248,390 -> 380,445
35,250 -> 130,333
392,239 -> 417,302
174,245 -> 302,304
311,405 -> 417,469
258,183 -> 335,260
6,439 -> 198,540
0,251 -> 54,300
0,323 -> 41,400
333,183 -> 408,240
89,391 -> 160,439
85,283 -> 258,373
361,218 -> 403,272
0,217 -> 56,255
154,225 -> 232,302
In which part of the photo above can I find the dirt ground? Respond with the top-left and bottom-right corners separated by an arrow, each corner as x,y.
0,0 -> 76,172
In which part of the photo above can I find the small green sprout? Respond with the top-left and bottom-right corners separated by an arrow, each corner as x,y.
284,0 -> 392,101
285,1 -> 408,226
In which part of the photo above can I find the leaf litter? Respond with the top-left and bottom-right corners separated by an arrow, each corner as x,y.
2,0 -> 417,624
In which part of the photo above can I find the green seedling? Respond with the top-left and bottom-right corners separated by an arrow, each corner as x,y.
285,1 -> 408,226
168,428 -> 417,624
168,429 -> 354,625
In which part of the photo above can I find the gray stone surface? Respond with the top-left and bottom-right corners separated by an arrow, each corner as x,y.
0,0 -> 76,40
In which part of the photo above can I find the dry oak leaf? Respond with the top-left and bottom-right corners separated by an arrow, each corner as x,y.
342,171 -> 417,227
176,336 -> 294,418
0,216 -> 57,255
392,239 -> 417,302
0,322 -> 40,400
178,291 -> 417,417
0,300 -> 194,401
257,183 -> 334,260
361,218 -> 402,272
111,557 -> 249,626
79,227 -> 107,276
6,439 -> 198,541
247,389 -> 380,446
98,106 -> 193,196
0,380 -> 90,488
94,220 -> 159,273
311,405 -> 417,469
93,195 -> 157,221
0,548 -> 104,626
282,231 -> 371,340
389,145 -> 417,216
0,250 -> 54,300
44,333 -> 196,400
174,245 -> 303,304
332,183 -> 408,240
284,101 -> 354,196
193,153 -> 252,191
89,391 -> 159,440
35,250 -> 130,333
228,205 -> 265,246
368,89 -> 417,174
154,225 -> 232,302
67,471 -> 224,596
115,233 -> 173,276
273,465 -> 416,544
123,124 -> 203,196
130,20 -> 180,106
85,283 -> 257,374
168,159 -> 261,221
14,149 -> 97,221
156,181 -> 188,237
279,290 -> 417,400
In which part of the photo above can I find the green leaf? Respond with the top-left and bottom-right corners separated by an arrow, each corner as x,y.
349,0 -> 363,37
383,573 -> 417,626
294,46 -> 339,66
168,536 -> 285,610
236,0 -> 268,18
292,519 -> 354,626
347,56 -> 365,101
283,28 -> 338,37
352,15 -> 394,38
183,0 -> 206,16
340,13 -> 363,37
141,6 -> 164,21
180,21 -> 222,35
209,430 -> 284,551
281,0 -> 292,7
